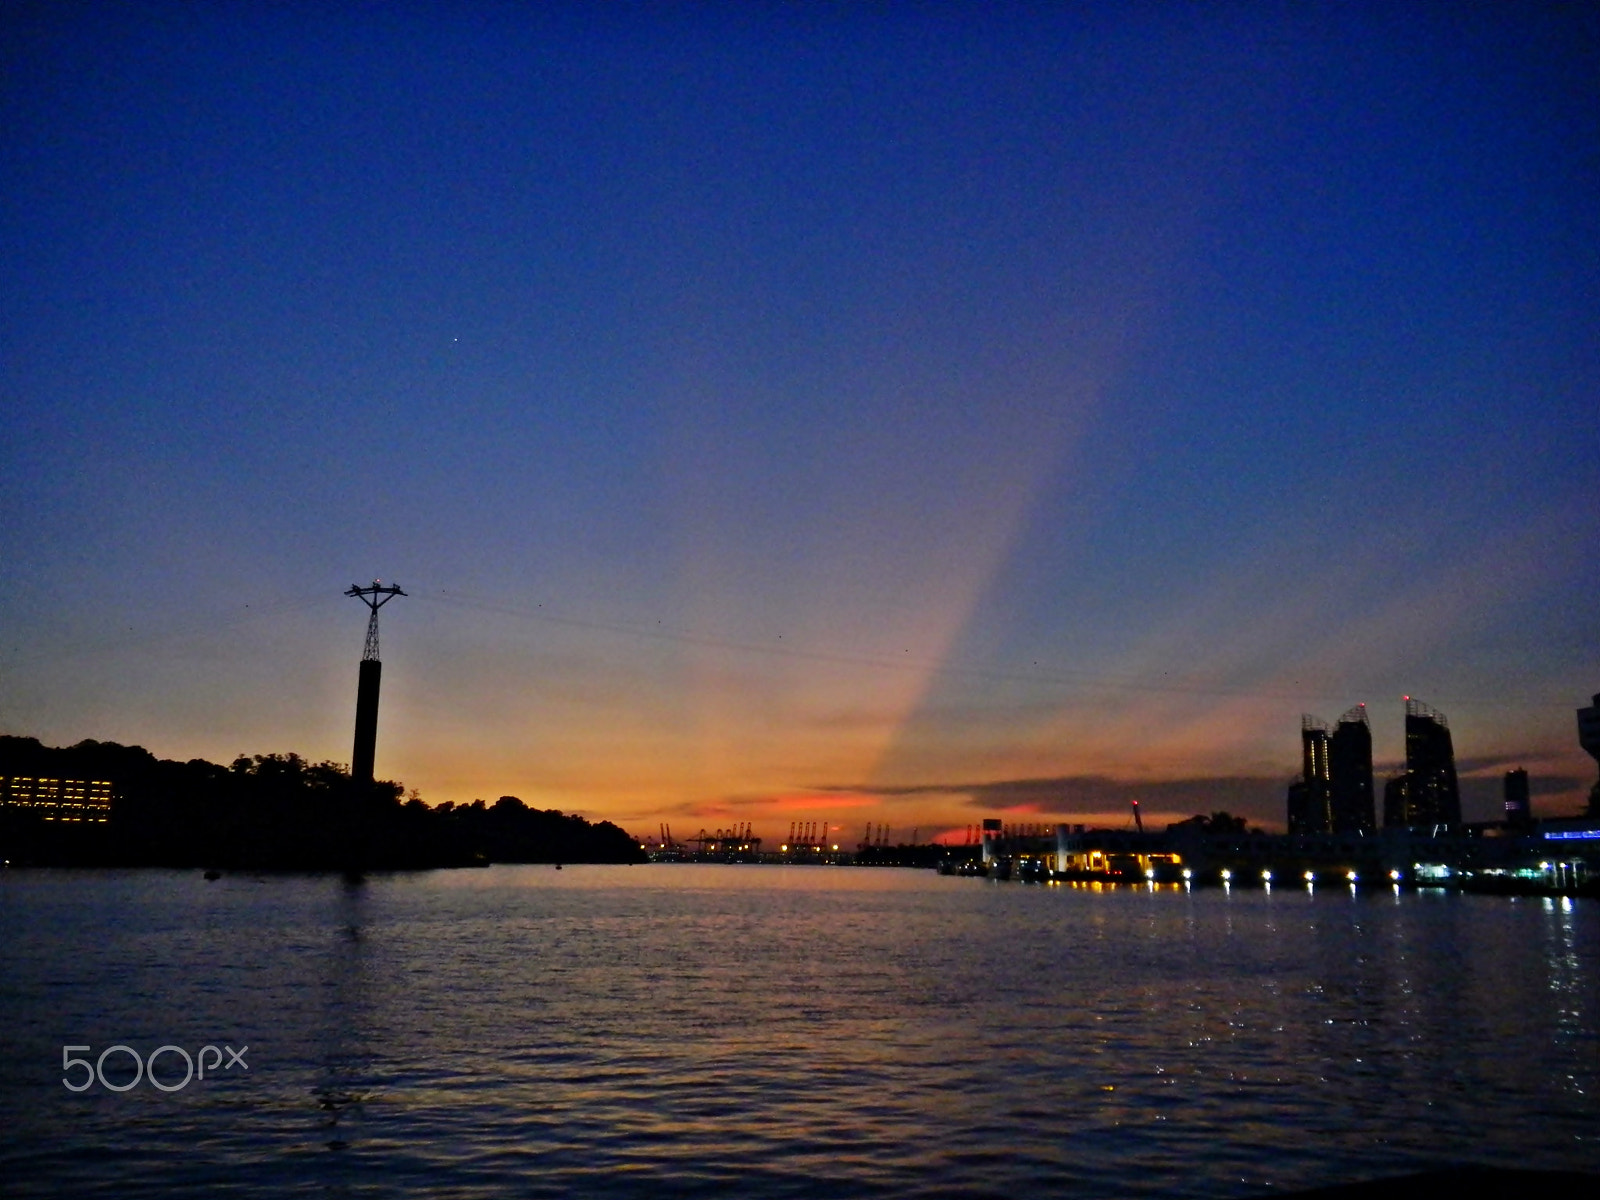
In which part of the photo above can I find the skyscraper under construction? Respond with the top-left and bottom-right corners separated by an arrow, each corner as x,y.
1579,692 -> 1600,816
1383,698 -> 1461,828
1289,715 -> 1331,835
1327,704 -> 1375,833
1288,704 -> 1374,834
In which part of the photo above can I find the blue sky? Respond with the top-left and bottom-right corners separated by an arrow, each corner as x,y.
3,2 -> 1596,837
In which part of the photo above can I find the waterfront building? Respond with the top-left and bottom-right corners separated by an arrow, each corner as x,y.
1287,707 -> 1373,834
979,818 -> 1004,864
1328,704 -> 1376,833
1291,716 -> 1332,834
0,776 -> 112,822
1504,768 -> 1531,828
1286,780 -> 1313,835
1386,698 -> 1461,827
1580,693 -> 1600,816
1383,774 -> 1408,828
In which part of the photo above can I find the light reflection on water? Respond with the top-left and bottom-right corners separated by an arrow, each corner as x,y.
0,865 -> 1595,1198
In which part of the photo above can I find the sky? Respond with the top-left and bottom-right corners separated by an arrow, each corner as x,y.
3,2 -> 1597,842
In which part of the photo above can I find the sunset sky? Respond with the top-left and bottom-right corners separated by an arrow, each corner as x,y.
3,3 -> 1597,841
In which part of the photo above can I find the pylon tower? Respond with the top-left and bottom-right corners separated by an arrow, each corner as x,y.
345,580 -> 406,784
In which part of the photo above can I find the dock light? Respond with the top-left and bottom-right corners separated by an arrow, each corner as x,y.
1304,871 -> 1315,882
1346,871 -> 1358,882
832,844 -> 838,851
781,845 -> 788,852
1261,869 -> 1272,882
1220,869 -> 1232,881
1181,869 -> 1192,880
1144,868 -> 1155,880
1539,862 -> 1550,870
1389,869 -> 1401,881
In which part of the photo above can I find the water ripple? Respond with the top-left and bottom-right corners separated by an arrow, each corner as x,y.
1,865 -> 1595,1197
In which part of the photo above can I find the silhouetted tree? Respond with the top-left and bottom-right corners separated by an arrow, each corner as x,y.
0,736 -> 642,869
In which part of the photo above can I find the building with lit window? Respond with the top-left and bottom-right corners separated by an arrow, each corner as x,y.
1289,716 -> 1331,834
1382,773 -> 1408,828
1288,706 -> 1374,834
1328,704 -> 1375,833
1285,780 -> 1313,834
1504,768 -> 1531,828
0,776 -> 112,822
1384,698 -> 1460,828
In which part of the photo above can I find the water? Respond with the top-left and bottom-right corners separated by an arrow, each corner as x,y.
1,865 -> 1594,1197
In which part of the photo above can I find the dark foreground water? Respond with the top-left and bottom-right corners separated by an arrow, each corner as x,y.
0,865 -> 1594,1198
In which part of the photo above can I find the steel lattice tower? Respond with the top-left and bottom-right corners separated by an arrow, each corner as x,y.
345,580 -> 406,784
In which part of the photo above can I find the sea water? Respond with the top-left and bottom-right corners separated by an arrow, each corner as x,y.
1,865 -> 1594,1197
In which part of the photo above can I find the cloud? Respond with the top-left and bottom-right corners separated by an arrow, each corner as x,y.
1452,753 -> 1558,776
696,791 -> 878,815
1529,775 -> 1589,797
818,773 -> 1288,821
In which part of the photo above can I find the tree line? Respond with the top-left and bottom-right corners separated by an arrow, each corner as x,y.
0,735 -> 643,871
